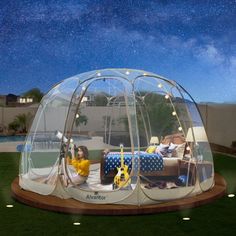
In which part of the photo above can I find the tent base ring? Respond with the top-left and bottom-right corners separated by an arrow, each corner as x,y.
11,173 -> 226,215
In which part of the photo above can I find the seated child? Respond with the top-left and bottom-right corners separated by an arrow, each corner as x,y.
67,145 -> 90,185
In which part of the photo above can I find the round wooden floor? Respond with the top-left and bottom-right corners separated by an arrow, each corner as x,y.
11,173 -> 226,215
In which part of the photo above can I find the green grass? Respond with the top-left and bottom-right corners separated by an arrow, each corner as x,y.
0,152 -> 236,235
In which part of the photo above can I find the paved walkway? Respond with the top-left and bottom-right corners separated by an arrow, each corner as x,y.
0,141 -> 23,152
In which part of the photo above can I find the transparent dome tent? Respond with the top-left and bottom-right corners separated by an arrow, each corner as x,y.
19,68 -> 214,205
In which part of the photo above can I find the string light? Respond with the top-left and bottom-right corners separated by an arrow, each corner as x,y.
125,71 -> 130,75
186,146 -> 191,151
165,94 -> 170,99
156,81 -> 182,139
76,114 -> 79,118
97,72 -> 101,76
178,127 -> 183,131
6,205 -> 14,208
228,194 -> 235,198
143,73 -> 147,76
182,217 -> 190,221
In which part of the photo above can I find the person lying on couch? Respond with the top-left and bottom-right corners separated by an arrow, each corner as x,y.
145,144 -> 164,156
146,143 -> 170,156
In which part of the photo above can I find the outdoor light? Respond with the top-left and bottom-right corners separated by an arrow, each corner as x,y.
186,146 -> 191,151
97,72 -> 101,76
178,127 -> 182,131
182,217 -> 190,221
158,83 -> 163,88
125,71 -> 130,75
172,111 -> 176,116
73,222 -> 81,225
228,194 -> 235,198
6,204 -> 14,208
76,114 -> 79,118
143,73 -> 147,76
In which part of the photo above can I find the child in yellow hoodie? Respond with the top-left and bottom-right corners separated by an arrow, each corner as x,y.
67,145 -> 90,185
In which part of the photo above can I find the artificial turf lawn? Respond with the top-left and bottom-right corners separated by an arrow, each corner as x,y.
0,152 -> 236,236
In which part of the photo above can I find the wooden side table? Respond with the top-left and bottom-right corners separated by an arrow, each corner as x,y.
196,161 -> 213,182
178,159 -> 214,185
178,159 -> 196,185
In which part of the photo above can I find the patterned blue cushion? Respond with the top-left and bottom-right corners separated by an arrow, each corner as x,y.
104,152 -> 163,175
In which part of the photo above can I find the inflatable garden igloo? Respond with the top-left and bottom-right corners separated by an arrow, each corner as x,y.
19,68 -> 214,205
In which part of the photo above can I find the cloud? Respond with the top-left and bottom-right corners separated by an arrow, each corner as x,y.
195,44 -> 225,65
229,56 -> 236,73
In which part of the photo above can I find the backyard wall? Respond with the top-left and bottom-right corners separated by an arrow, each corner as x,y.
0,105 -> 38,127
0,103 -> 236,148
198,104 -> 236,148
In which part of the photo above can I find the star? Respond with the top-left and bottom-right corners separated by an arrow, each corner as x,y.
0,1 -> 235,102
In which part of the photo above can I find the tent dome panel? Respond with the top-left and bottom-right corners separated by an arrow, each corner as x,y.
19,68 -> 214,205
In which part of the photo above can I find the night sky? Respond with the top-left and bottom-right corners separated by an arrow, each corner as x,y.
0,0 -> 236,103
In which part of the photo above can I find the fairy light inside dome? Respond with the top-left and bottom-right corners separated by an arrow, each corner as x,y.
97,72 -> 101,76
228,194 -> 235,198
165,94 -> 170,99
178,127 -> 183,131
158,83 -> 163,88
182,217 -> 190,221
172,111 -> 176,116
125,71 -> 130,75
76,114 -> 80,118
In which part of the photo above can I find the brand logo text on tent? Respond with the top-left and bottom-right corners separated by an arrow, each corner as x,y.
86,194 -> 106,200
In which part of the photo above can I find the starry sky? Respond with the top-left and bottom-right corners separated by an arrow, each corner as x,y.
0,0 -> 236,103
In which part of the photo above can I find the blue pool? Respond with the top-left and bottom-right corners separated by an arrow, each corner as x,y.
0,134 -> 91,144
0,135 -> 91,143
0,135 -> 26,143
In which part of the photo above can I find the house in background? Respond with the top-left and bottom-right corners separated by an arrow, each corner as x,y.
0,95 -> 6,106
17,97 -> 33,105
0,94 -> 34,107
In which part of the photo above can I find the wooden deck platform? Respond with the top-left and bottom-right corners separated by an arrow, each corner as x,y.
11,173 -> 226,215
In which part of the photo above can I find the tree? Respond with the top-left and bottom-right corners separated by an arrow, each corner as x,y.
75,113 -> 88,132
22,88 -> 44,103
93,94 -> 108,106
117,93 -> 178,146
142,93 -> 177,137
8,121 -> 20,133
8,112 -> 33,133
